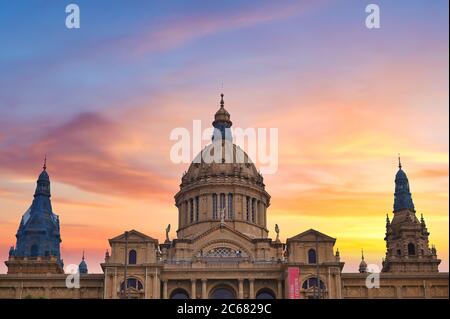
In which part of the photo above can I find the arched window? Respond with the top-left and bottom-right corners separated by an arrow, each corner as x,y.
256,289 -> 276,299
184,200 -> 188,224
408,243 -> 416,256
30,244 -> 39,257
246,197 -> 251,221
212,194 -> 218,219
170,289 -> 190,299
220,193 -> 225,211
302,277 -> 325,290
251,199 -> 256,223
210,287 -> 236,299
128,250 -> 137,265
189,199 -> 194,223
120,278 -> 143,291
308,248 -> 317,264
195,196 -> 199,221
228,193 -> 234,219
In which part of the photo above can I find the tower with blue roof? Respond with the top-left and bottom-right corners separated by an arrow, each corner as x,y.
382,156 -> 440,273
6,158 -> 64,274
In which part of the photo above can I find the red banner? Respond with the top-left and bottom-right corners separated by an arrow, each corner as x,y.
288,267 -> 300,299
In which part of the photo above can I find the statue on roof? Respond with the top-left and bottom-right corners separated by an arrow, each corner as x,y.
165,224 -> 171,243
275,224 -> 280,242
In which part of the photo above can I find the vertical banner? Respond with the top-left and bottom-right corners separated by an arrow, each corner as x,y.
288,267 -> 300,299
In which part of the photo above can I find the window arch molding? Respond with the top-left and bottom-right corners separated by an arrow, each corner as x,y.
170,288 -> 190,299
195,240 -> 253,260
256,288 -> 276,299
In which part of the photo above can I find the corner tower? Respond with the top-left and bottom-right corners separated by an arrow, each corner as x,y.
382,157 -> 440,273
6,159 -> 64,274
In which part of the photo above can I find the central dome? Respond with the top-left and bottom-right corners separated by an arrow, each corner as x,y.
181,142 -> 264,188
174,94 -> 270,240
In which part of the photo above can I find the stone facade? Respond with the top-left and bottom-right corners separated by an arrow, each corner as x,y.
0,95 -> 448,299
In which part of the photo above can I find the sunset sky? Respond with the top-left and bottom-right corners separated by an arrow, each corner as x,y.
0,0 -> 448,273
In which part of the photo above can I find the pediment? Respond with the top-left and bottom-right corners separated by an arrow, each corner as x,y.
109,229 -> 158,244
287,228 -> 336,243
191,224 -> 254,244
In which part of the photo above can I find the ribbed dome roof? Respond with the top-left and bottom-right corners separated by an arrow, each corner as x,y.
181,142 -> 263,186
214,105 -> 230,121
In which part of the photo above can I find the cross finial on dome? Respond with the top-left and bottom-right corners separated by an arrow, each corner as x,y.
398,153 -> 402,169
220,93 -> 224,108
43,155 -> 47,170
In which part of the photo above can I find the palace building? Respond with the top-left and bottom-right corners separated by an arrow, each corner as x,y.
0,95 -> 448,299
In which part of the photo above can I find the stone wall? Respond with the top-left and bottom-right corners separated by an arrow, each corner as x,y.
0,274 -> 104,299
341,273 -> 449,299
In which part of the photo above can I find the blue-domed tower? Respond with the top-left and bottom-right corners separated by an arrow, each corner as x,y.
78,251 -> 88,274
6,158 -> 64,274
382,156 -> 440,273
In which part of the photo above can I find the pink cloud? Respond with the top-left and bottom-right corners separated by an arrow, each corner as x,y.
0,112 -> 176,199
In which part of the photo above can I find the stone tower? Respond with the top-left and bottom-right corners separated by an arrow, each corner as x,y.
6,159 -> 64,274
382,157 -> 440,273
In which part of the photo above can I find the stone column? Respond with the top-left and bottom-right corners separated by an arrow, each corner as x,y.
191,279 -> 197,299
334,273 -> 342,299
113,269 -> 117,299
153,271 -> 158,299
144,268 -> 148,299
178,204 -> 182,229
238,279 -> 244,299
277,280 -> 283,299
249,279 -> 255,299
201,279 -> 207,299
264,206 -> 267,228
103,268 -> 108,299
241,194 -> 246,221
201,194 -> 207,221
163,280 -> 168,299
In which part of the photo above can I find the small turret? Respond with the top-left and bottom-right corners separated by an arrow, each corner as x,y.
212,93 -> 233,141
359,249 -> 367,273
78,251 -> 88,274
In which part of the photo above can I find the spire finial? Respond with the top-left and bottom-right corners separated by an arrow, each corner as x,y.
82,250 -> 85,261
220,93 -> 224,108
361,249 -> 365,260
398,153 -> 402,169
43,155 -> 47,170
